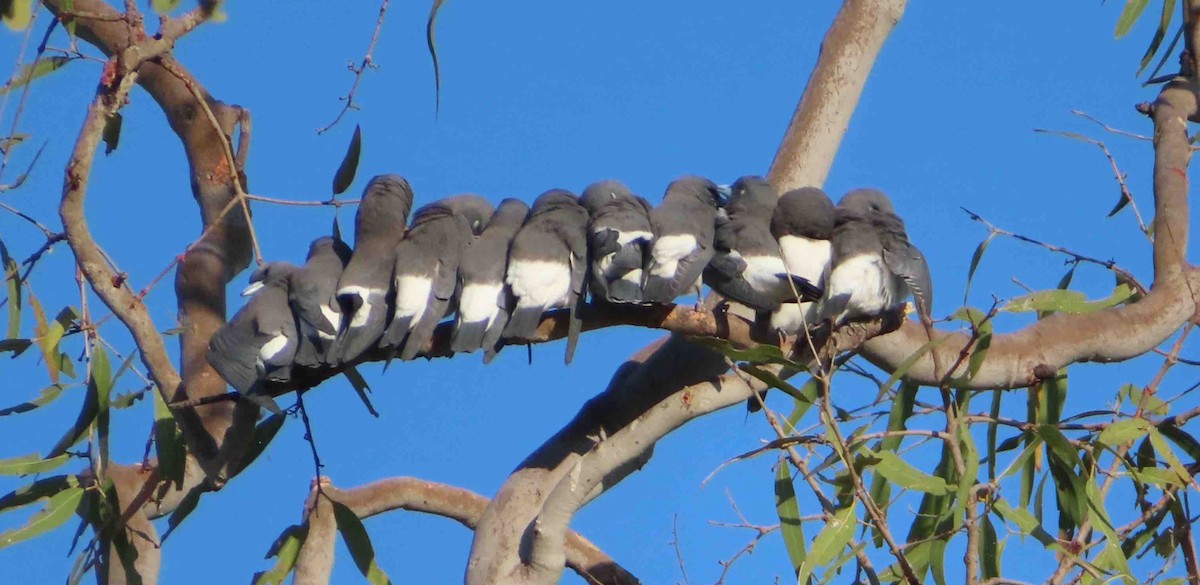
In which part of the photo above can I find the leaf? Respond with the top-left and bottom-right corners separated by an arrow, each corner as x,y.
796,502 -> 855,585
332,125 -> 362,195
867,449 -> 948,495
426,0 -> 447,114
343,366 -> 378,417
0,486 -> 83,549
332,500 -> 392,585
153,392 -> 185,488
0,453 -> 69,476
240,413 -> 285,472
1098,418 -> 1151,447
1085,479 -> 1135,583
46,369 -> 100,459
0,475 -> 78,513
1,241 -> 20,339
89,346 -> 112,469
1147,428 -> 1193,486
880,336 -> 946,392
1115,0 -> 1152,38
1002,285 -> 1133,314
151,0 -> 182,16
948,307 -> 992,382
986,391 -> 1003,479
774,461 -> 806,575
0,57 -> 71,96
964,234 -> 995,303
1157,423 -> 1200,461
2,0 -> 32,30
102,113 -> 122,155
992,498 -> 1058,548
690,336 -> 794,367
253,525 -> 307,585
160,487 -> 202,542
1138,0 -> 1176,74
998,436 -> 1044,481
980,513 -> 1000,580
740,365 -> 815,411
0,383 -> 72,416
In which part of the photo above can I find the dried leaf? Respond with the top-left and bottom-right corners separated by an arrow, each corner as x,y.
332,125 -> 362,195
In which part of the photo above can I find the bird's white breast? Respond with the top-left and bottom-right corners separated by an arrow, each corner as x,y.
459,282 -> 503,325
507,260 -> 571,308
319,304 -> 340,338
649,234 -> 698,277
779,236 -> 832,285
825,253 -> 903,320
393,275 -> 433,325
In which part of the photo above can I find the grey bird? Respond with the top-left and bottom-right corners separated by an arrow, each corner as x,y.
768,187 -> 836,335
579,179 -> 654,304
704,176 -> 821,313
502,189 -> 589,364
330,175 -> 414,364
379,194 -> 495,360
643,176 -> 726,305
822,188 -> 933,324
208,262 -> 300,411
451,198 -> 530,361
287,236 -> 352,367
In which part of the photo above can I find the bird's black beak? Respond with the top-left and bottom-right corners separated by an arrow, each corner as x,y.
715,184 -> 732,207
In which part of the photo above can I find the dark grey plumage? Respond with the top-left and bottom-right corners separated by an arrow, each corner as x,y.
208,262 -> 300,403
502,189 -> 589,364
643,176 -> 725,304
704,176 -> 821,313
822,188 -> 933,323
451,198 -> 529,362
289,236 -> 352,367
330,175 -> 414,364
768,187 -> 836,334
580,180 -> 654,304
380,194 -> 494,360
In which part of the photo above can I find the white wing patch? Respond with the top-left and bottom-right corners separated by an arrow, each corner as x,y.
459,282 -> 503,326
649,234 -> 698,278
258,333 -> 291,362
507,260 -> 571,309
319,303 -> 340,333
393,275 -> 433,325
337,285 -> 384,328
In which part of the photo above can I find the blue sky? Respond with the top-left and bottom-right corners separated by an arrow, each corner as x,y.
1,1 -> 1197,583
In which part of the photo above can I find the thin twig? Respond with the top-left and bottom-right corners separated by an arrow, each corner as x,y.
316,0 -> 391,134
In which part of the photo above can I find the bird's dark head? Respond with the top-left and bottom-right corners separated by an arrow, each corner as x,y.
666,175 -> 724,208
306,236 -> 352,264
444,194 -> 495,236
356,174 -> 415,239
772,187 -> 835,240
725,175 -> 777,215
531,189 -> 579,212
839,188 -> 895,216
580,179 -> 636,214
492,198 -> 531,226
242,262 -> 298,296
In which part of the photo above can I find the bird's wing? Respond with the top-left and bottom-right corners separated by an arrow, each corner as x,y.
289,273 -> 338,336
590,228 -> 622,259
400,260 -> 455,360
882,232 -> 934,319
565,249 -> 586,365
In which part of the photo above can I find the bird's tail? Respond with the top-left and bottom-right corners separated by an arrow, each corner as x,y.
451,318 -> 488,354
503,305 -> 544,341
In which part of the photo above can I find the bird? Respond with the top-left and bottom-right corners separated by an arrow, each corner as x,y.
822,188 -> 933,324
579,179 -> 654,304
208,262 -> 300,412
330,175 -> 414,364
288,236 -> 352,367
703,176 -> 821,314
379,194 -> 495,361
769,187 -> 836,335
643,175 -> 726,305
451,198 -> 530,362
502,189 -> 589,364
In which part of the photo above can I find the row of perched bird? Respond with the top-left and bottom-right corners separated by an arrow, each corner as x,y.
207,174 -> 933,399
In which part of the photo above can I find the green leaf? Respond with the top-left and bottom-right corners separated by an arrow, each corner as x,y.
253,525 -> 307,585
1098,418 -> 1151,447
1115,0 -> 1152,38
1036,424 -> 1082,469
343,366 -> 379,417
880,336 -> 946,392
427,0 -> 447,114
332,500 -> 392,585
980,513 -> 1000,580
1118,383 -> 1169,415
47,364 -> 100,459
0,383 -> 73,416
1138,0 -> 1176,74
1085,479 -> 1135,583
153,392 -> 185,488
240,413 -> 285,472
796,502 -> 855,585
0,453 -> 69,476
0,337 -> 30,356
998,436 -> 1044,481
0,475 -> 78,513
1002,285 -> 1133,314
151,0 -> 182,15
992,498 -> 1058,548
102,113 -> 122,155
0,57 -> 71,95
774,461 -> 806,575
160,487 -> 202,542
332,125 -> 362,195
2,0 -> 33,30
1157,424 -> 1200,461
90,346 -> 112,469
948,307 -> 993,383
1147,428 -> 1193,486
867,449 -> 948,495
0,486 -> 83,549
1,241 -> 20,339
964,234 -> 995,303
690,336 -> 794,366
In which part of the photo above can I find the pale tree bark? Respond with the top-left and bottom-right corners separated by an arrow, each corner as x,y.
466,2 -> 910,582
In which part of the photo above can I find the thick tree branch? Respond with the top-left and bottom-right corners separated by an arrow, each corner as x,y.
860,76 -> 1199,389
467,1 -> 909,583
